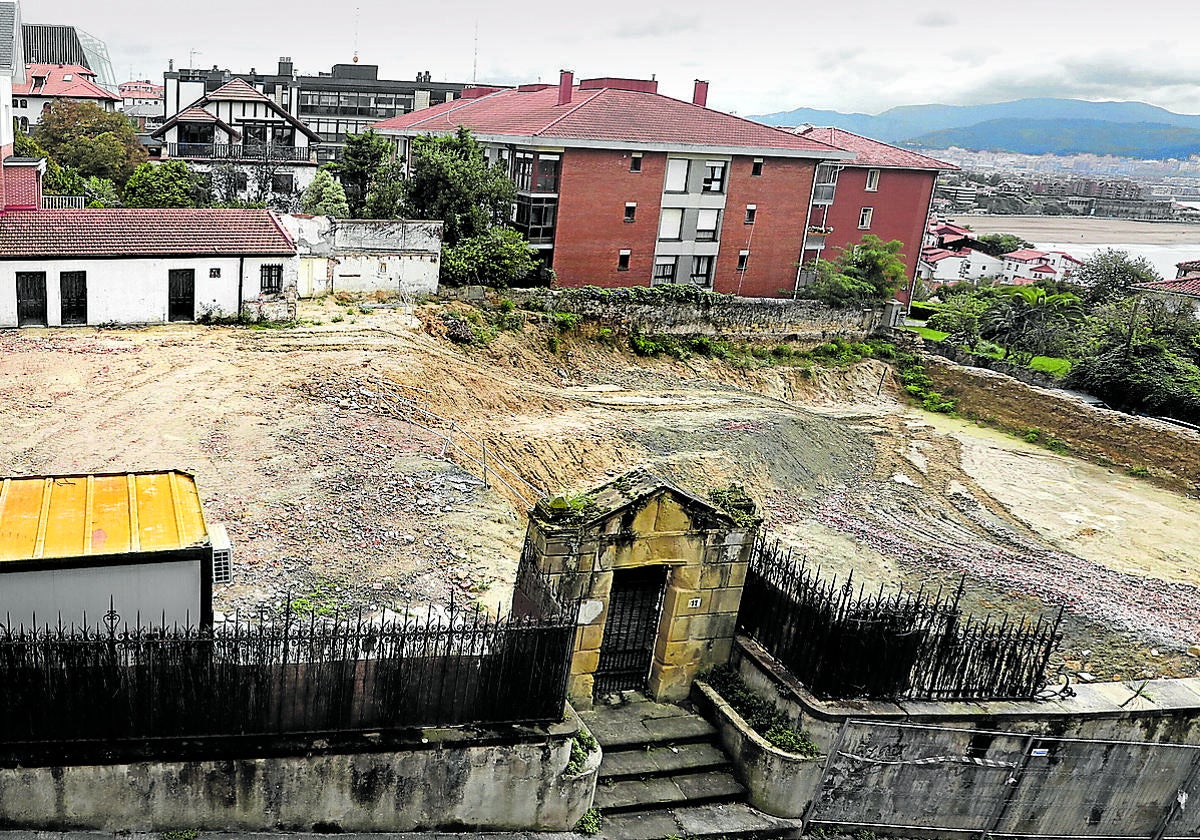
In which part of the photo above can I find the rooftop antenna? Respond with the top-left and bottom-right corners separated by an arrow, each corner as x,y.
472,20 -> 478,84
352,6 -> 360,63
188,48 -> 201,69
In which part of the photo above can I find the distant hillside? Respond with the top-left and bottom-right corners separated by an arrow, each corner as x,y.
905,119 -> 1200,159
750,98 -> 1200,158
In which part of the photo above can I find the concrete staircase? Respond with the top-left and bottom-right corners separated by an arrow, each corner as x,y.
580,693 -> 803,840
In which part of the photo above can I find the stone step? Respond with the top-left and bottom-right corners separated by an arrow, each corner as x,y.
581,698 -> 717,750
598,741 -> 730,781
599,801 -> 804,840
594,769 -> 745,813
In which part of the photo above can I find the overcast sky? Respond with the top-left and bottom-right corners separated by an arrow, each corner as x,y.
24,0 -> 1200,116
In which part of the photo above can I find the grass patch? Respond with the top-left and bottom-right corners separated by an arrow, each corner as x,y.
905,325 -> 950,341
1030,355 -> 1071,376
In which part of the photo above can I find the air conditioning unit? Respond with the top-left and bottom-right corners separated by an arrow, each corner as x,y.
210,523 -> 234,585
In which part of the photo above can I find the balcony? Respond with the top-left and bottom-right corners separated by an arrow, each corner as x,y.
42,195 -> 86,209
166,143 -> 316,163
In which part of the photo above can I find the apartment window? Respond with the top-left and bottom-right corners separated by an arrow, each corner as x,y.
744,204 -> 757,225
858,207 -> 874,229
751,158 -> 763,177
618,250 -> 631,271
271,172 -> 295,194
534,154 -> 560,192
513,151 -> 535,191
653,256 -> 677,283
696,208 -> 720,242
665,158 -> 689,192
630,152 -> 643,173
514,196 -> 557,243
737,250 -> 750,272
624,202 -> 637,223
260,264 -> 284,294
865,168 -> 880,192
703,160 -> 726,193
690,255 -> 714,286
659,207 -> 683,240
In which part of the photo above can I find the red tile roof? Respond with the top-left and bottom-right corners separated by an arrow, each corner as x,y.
798,126 -> 958,170
0,209 -> 296,259
921,247 -> 965,263
154,79 -> 321,141
1029,264 -> 1058,274
1175,259 -> 1200,274
156,106 -> 242,139
15,64 -> 120,101
1002,249 -> 1049,261
372,84 -> 850,158
1135,276 -> 1200,299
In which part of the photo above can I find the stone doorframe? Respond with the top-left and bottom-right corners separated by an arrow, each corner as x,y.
517,469 -> 759,709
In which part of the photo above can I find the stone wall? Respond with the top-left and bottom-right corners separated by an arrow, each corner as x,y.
0,715 -> 597,833
511,289 -> 890,341
925,357 -> 1200,488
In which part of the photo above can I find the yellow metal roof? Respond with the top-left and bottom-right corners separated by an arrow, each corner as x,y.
0,471 -> 209,563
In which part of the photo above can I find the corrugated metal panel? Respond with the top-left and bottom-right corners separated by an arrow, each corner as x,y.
0,471 -> 209,562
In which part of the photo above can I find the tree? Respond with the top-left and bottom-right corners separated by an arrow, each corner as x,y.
330,130 -> 394,216
974,233 -> 1034,257
1076,249 -> 1161,306
83,176 -> 121,208
33,101 -> 147,185
122,161 -> 202,208
401,126 -> 516,245
301,169 -> 350,216
440,228 -> 538,287
363,159 -> 406,219
801,235 -> 908,306
980,286 -> 1083,360
927,294 -> 990,348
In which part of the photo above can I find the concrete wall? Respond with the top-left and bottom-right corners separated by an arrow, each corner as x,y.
280,215 -> 441,298
924,356 -> 1200,488
0,256 -> 298,327
0,715 -> 599,833
691,681 -> 823,819
512,288 -> 886,342
0,559 -> 202,629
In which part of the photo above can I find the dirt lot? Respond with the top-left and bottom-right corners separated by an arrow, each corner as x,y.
2,297 -> 1198,683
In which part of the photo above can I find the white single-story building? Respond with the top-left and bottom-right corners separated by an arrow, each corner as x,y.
0,208 -> 299,327
279,214 -> 442,298
0,470 -> 227,630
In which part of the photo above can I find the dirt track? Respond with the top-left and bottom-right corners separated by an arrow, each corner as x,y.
1,298 -> 1198,681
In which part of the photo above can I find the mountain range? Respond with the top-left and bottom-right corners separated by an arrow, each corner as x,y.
749,98 -> 1200,159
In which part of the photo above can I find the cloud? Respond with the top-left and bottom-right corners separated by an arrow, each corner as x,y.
611,16 -> 701,39
916,11 -> 957,28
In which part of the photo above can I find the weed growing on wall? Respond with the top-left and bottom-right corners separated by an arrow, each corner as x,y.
564,729 -> 598,775
574,807 -> 602,835
702,665 -> 821,758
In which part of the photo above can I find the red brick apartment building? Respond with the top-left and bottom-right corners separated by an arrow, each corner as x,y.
795,127 -> 957,303
374,72 -> 855,297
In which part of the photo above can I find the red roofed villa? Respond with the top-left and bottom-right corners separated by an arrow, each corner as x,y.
13,63 -> 120,132
1000,248 -> 1082,285
373,71 -> 855,297
1132,260 -> 1200,316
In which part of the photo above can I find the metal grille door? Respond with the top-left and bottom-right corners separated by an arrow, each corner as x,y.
595,565 -> 668,695
168,269 -> 195,322
59,271 -> 87,325
16,272 -> 47,326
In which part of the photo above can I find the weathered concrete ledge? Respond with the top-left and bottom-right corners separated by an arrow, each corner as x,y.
734,634 -> 1200,751
690,680 -> 823,819
0,707 -> 598,834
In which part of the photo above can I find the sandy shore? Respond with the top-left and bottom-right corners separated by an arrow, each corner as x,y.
946,214 -> 1200,245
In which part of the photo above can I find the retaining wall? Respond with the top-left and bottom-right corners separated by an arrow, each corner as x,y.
924,357 -> 1200,488
0,712 -> 597,833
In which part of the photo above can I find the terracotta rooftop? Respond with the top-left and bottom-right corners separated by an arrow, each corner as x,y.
1003,249 -> 1049,261
15,63 -> 120,101
373,82 -> 851,158
1135,276 -> 1200,299
0,209 -> 296,259
796,126 -> 958,171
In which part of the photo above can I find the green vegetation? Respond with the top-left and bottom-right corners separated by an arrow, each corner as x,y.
574,807 -> 602,835
907,325 -> 950,342
709,484 -> 758,527
301,169 -> 350,217
798,235 -> 909,306
160,831 -> 200,840
34,100 -> 147,186
123,161 -> 206,208
564,729 -> 599,775
288,579 -> 353,616
537,492 -> 604,526
327,129 -> 394,217
703,665 -> 821,757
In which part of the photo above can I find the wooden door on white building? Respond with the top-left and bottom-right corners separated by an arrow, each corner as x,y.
16,272 -> 47,327
168,269 -> 195,322
60,272 -> 87,325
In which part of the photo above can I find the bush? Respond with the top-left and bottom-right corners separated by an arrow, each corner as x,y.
553,311 -> 581,332
703,665 -> 821,758
574,808 -> 602,836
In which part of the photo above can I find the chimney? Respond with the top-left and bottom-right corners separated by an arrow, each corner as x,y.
692,79 -> 709,107
558,69 -> 574,106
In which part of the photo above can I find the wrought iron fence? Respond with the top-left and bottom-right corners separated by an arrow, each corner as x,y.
0,600 -> 576,756
737,538 -> 1062,701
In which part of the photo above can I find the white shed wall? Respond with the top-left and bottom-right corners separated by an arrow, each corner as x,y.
0,560 -> 201,629
0,256 -> 298,327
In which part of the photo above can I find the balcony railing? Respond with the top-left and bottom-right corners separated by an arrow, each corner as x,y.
42,195 -> 87,209
166,143 -> 315,163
